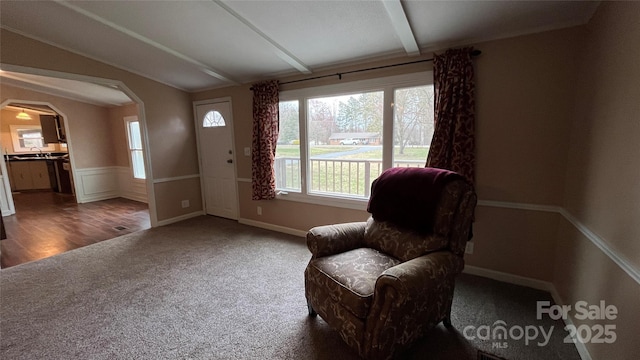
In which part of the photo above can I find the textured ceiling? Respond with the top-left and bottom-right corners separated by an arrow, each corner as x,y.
0,0 -> 600,104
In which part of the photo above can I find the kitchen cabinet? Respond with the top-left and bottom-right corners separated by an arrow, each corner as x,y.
31,161 -> 51,189
8,160 -> 51,191
40,115 -> 66,144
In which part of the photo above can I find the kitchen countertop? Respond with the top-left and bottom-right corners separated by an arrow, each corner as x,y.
5,154 -> 69,161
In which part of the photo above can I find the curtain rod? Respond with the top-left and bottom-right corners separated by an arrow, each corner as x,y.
251,49 -> 481,89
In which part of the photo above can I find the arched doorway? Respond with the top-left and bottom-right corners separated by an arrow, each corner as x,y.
0,68 -> 154,267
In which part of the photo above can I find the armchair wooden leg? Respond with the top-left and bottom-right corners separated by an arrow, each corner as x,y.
307,300 -> 318,317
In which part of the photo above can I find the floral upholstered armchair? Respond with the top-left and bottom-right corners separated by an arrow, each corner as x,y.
304,167 -> 477,360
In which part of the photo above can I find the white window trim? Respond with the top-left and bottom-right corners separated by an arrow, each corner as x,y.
124,116 -> 145,180
277,71 -> 433,210
9,125 -> 56,153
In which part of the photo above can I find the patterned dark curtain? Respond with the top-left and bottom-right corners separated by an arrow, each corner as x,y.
426,47 -> 476,185
251,80 -> 280,200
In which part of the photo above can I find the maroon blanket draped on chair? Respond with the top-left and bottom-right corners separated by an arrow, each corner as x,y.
367,167 -> 462,234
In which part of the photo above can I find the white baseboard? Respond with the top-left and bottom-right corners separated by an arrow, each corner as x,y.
77,191 -> 119,203
464,265 -> 592,360
233,216 -> 594,359
463,265 -> 553,292
121,193 -> 148,204
156,210 -> 204,227
74,166 -> 148,204
238,218 -> 307,238
479,200 -> 640,286
548,284 -> 593,360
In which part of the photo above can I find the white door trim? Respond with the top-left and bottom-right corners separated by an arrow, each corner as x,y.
193,97 -> 239,219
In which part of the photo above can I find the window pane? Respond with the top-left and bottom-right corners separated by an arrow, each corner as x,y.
131,150 -> 146,179
10,125 -> 55,152
18,129 -> 46,149
275,100 -> 301,191
126,120 -> 145,179
393,85 -> 434,168
128,121 -> 143,149
19,129 -> 42,139
308,91 -> 383,197
203,110 -> 226,127
20,138 -> 45,149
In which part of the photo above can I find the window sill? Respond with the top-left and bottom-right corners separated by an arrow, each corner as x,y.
276,190 -> 368,211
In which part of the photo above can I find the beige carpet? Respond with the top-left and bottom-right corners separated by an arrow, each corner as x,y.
1,216 -> 580,360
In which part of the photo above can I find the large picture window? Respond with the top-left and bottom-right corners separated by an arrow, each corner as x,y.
276,72 -> 433,209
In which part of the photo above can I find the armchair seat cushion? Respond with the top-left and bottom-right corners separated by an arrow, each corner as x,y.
307,248 -> 400,319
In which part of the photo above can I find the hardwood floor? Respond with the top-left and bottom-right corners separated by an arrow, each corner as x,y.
1,191 -> 150,268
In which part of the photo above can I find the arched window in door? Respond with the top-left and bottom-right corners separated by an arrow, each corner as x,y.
203,110 -> 226,127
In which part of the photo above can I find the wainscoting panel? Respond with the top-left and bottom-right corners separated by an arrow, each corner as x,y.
75,167 -> 119,203
116,167 -> 148,203
75,167 -> 149,204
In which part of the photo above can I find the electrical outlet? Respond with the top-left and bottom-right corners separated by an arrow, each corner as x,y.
244,147 -> 251,156
257,206 -> 262,215
181,200 -> 190,208
465,242 -> 474,254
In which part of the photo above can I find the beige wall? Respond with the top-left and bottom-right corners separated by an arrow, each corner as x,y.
563,1 -> 640,269
154,177 -> 202,221
192,26 -> 584,280
554,2 -> 640,359
464,26 -> 582,279
0,2 -> 640,359
1,84 -> 117,168
193,12 -> 640,357
108,103 -> 139,168
474,28 -> 581,205
1,28 -> 200,223
2,5 -> 637,357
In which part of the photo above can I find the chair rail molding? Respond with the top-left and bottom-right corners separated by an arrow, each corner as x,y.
478,199 -> 640,286
153,174 -> 200,184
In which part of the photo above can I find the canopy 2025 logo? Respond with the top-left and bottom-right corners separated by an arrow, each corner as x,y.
537,300 -> 617,344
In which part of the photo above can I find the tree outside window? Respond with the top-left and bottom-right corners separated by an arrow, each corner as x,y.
275,73 -> 433,204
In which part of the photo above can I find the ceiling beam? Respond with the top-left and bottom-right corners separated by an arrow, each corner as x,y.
213,0 -> 312,75
381,0 -> 420,56
0,74 -> 125,107
54,0 -> 240,85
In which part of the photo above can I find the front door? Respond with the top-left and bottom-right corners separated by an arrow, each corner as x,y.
195,100 -> 238,220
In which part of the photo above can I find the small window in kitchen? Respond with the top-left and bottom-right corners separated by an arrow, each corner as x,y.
124,117 -> 146,179
203,110 -> 226,127
9,125 -> 56,153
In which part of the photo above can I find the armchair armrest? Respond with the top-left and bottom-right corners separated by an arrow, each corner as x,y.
364,251 -> 464,359
306,222 -> 366,258
378,251 -> 464,296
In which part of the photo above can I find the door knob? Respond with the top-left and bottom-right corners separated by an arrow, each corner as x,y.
227,159 -> 233,164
